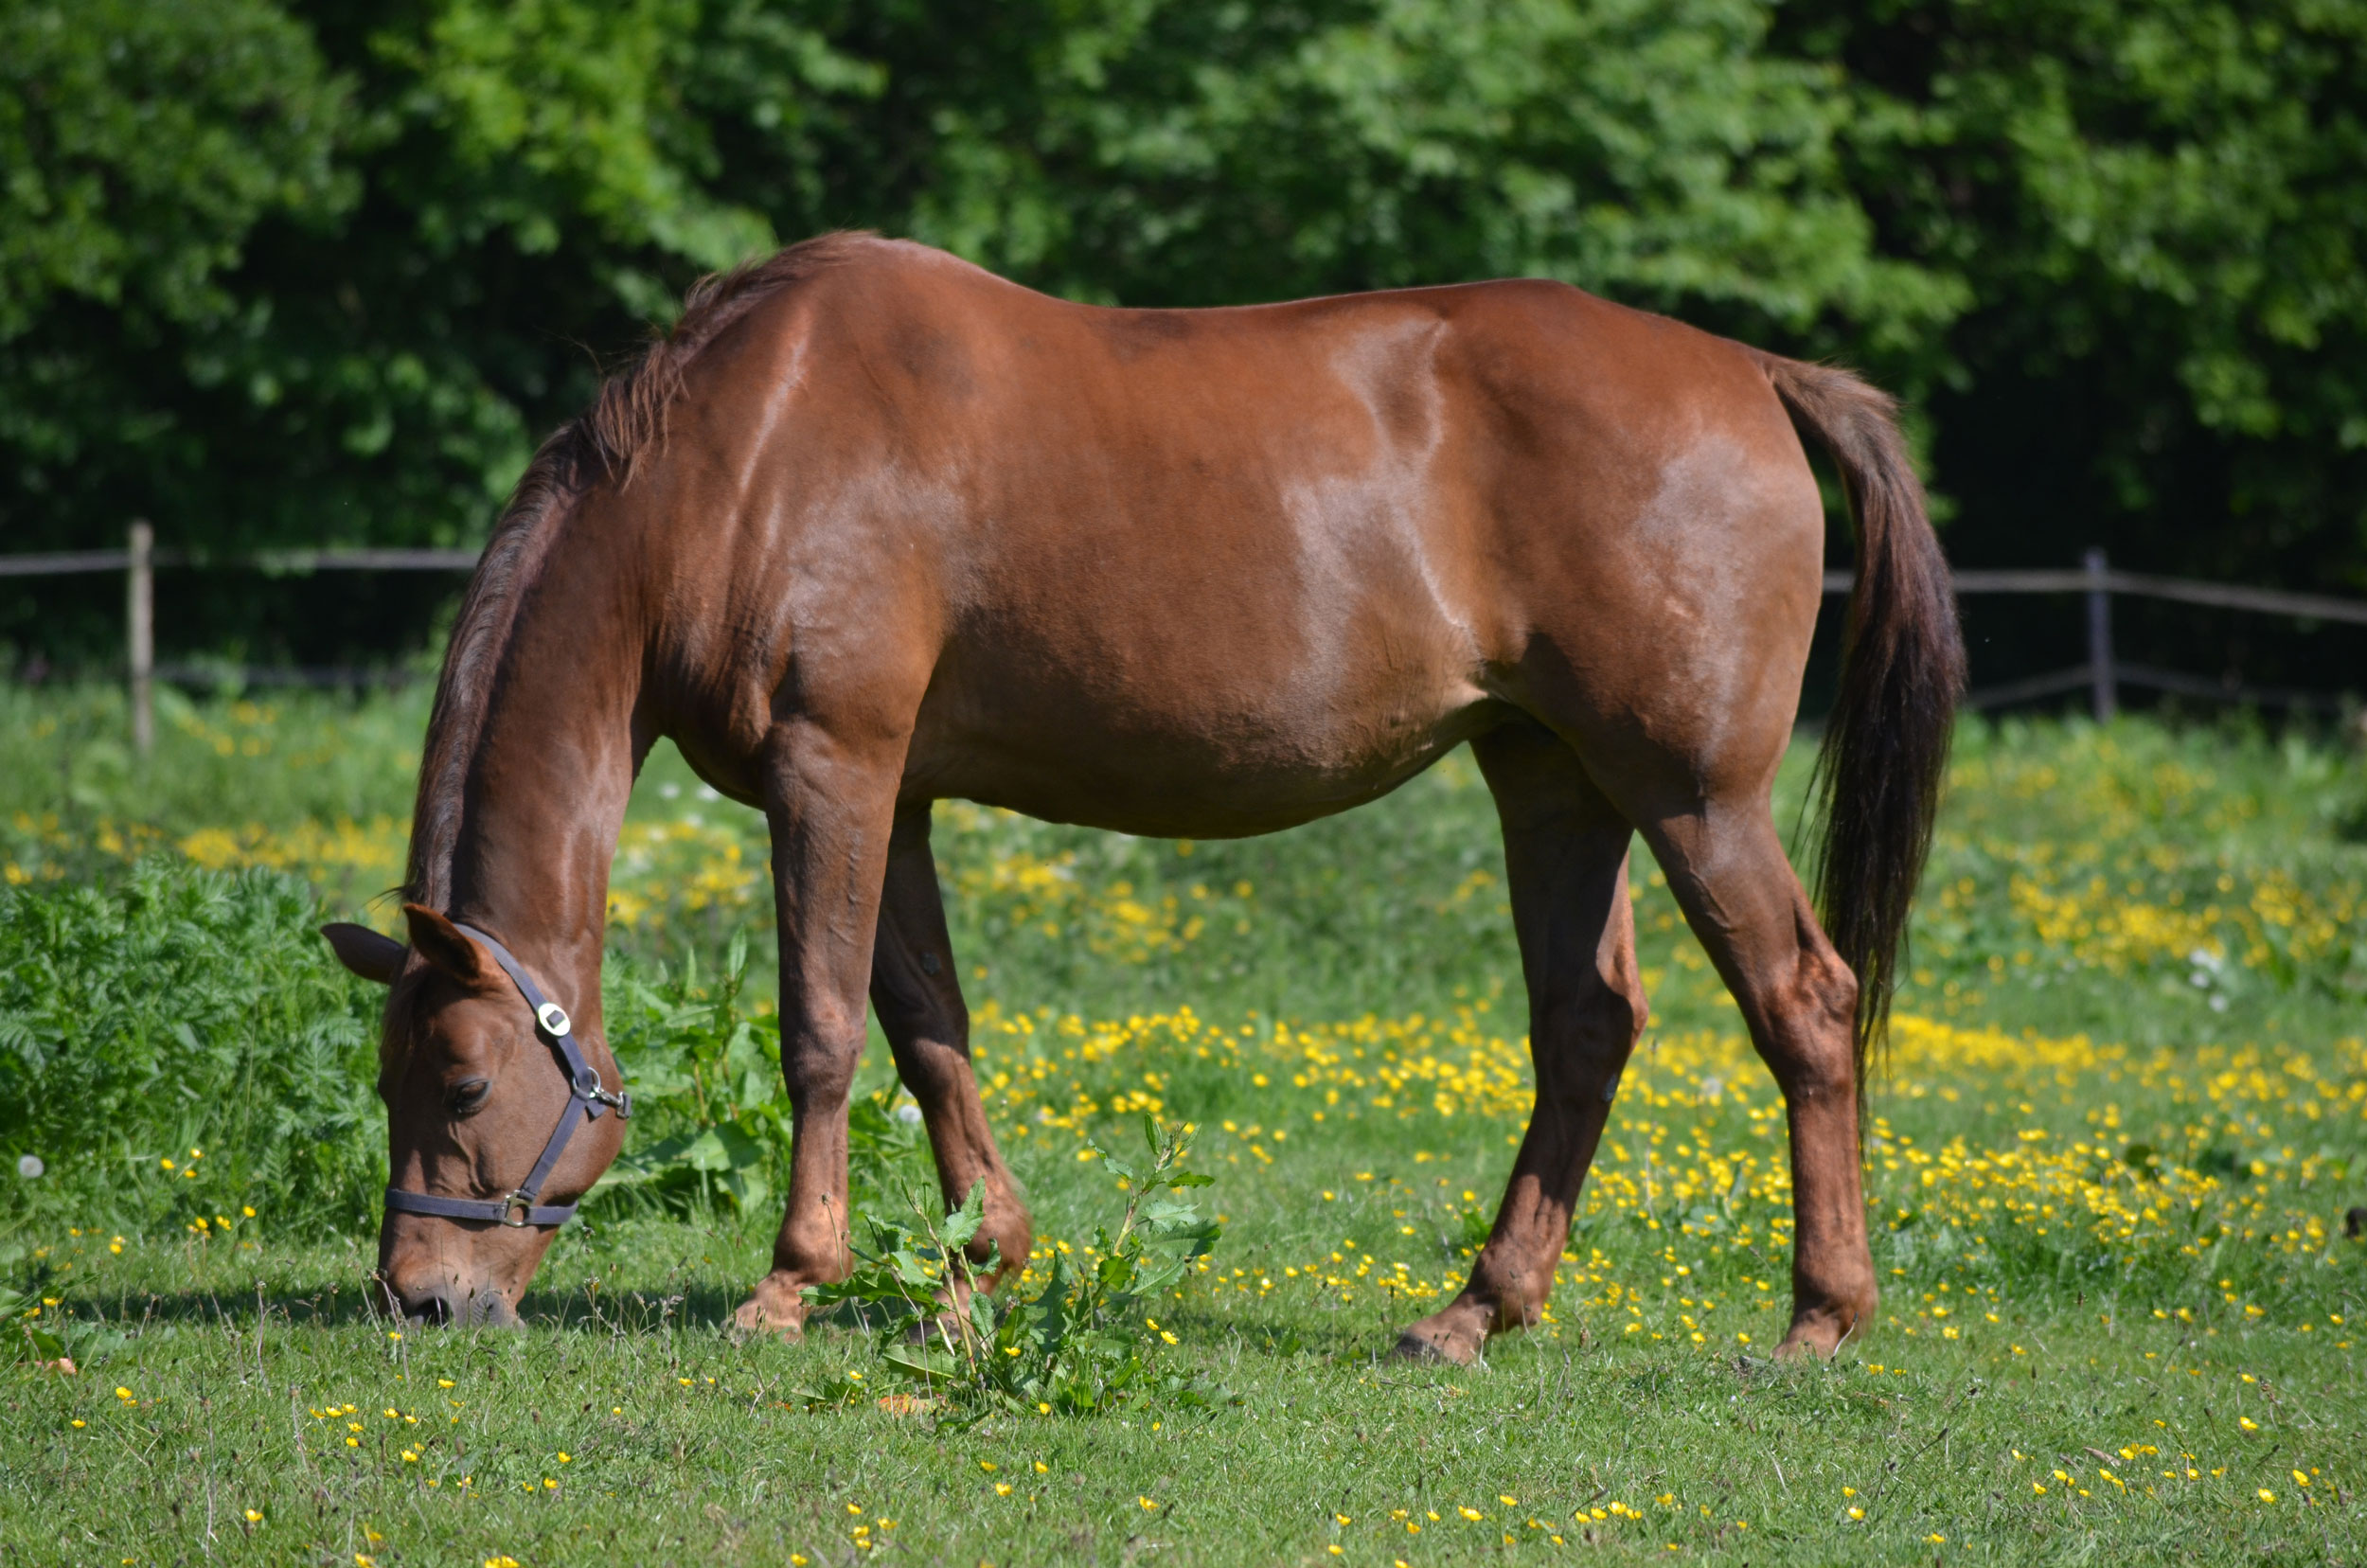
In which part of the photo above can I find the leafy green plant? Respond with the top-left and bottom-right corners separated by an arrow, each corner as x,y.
0,859 -> 383,1237
597,935 -> 928,1217
802,1115 -> 1228,1422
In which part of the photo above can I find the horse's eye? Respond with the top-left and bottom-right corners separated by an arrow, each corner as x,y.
445,1078 -> 490,1115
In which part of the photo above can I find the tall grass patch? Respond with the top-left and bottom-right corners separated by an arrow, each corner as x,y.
0,861 -> 385,1238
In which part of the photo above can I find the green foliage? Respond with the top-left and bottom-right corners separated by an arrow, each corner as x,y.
0,859 -> 384,1236
596,933 -> 932,1218
804,1117 -> 1227,1422
27,0 -> 2367,677
597,935 -> 792,1216
1777,0 -> 2367,589
0,0 -> 353,342
846,0 -> 1960,344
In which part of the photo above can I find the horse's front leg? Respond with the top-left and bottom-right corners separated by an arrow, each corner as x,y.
870,804 -> 1033,1286
735,716 -> 904,1337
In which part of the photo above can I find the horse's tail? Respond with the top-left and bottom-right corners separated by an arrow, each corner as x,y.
1753,350 -> 1965,1098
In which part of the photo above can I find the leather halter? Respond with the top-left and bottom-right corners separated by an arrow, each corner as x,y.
383,923 -> 630,1229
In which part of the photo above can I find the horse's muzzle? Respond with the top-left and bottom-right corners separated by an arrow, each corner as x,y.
380,1273 -> 521,1328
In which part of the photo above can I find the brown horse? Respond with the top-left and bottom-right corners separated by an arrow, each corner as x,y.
321,233 -> 1960,1360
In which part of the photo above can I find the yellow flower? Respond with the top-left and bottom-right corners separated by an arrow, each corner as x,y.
1499,1494 -> 1518,1506
1139,1497 -> 1158,1510
243,1509 -> 262,1523
1925,1534 -> 1946,1544
994,1484 -> 1012,1497
1847,1507 -> 1864,1521
1459,1506 -> 1484,1521
2257,1489 -> 2277,1504
2239,1417 -> 2259,1433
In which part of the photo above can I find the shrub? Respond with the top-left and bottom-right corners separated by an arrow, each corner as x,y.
0,859 -> 383,1237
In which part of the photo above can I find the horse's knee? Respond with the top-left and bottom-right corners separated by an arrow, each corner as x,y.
782,1033 -> 863,1108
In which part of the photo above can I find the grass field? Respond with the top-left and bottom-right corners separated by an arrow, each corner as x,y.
5,686 -> 2364,1565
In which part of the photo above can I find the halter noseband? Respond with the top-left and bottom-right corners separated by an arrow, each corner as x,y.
383,923 -> 630,1230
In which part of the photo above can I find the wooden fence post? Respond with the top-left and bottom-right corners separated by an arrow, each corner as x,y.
2084,546 -> 2115,722
128,520 -> 153,754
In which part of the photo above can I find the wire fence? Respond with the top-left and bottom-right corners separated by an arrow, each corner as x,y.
7,526 -> 2364,748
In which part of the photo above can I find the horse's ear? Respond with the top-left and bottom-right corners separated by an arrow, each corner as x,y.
400,903 -> 488,984
321,922 -> 404,985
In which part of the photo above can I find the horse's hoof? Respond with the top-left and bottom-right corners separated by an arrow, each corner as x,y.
1773,1302 -> 1866,1360
1391,1322 -> 1483,1365
732,1294 -> 805,1340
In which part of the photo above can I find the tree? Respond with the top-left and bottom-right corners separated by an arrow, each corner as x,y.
1779,0 -> 2367,584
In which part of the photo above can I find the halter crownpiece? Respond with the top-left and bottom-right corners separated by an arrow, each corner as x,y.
382,922 -> 629,1230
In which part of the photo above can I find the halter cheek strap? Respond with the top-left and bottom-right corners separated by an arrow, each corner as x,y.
383,923 -> 631,1230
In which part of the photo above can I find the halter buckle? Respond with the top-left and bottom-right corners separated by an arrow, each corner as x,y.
535,1002 -> 572,1037
500,1191 -> 536,1227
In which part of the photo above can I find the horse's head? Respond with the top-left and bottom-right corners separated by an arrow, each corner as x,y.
323,907 -> 625,1326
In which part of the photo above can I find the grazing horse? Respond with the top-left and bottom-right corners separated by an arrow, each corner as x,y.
322,233 -> 1961,1359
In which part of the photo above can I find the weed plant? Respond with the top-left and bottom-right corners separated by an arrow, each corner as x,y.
804,1119 -> 1225,1422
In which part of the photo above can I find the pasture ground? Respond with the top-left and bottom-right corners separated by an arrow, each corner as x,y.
5,686 -> 2364,1564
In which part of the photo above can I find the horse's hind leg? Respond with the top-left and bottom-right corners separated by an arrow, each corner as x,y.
1631,801 -> 1875,1356
869,805 -> 1033,1282
1396,722 -> 1647,1363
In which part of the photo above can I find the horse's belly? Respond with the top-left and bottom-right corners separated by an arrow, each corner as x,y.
905,628 -> 1495,838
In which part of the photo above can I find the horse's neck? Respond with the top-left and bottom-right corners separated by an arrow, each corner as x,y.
433,600 -> 642,1025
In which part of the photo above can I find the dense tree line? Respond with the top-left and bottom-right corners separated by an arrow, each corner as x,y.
4,0 -> 2363,686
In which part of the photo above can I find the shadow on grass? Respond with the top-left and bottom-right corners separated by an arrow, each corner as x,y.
52,1278 -> 765,1335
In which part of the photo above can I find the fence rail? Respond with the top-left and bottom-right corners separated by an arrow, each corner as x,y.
7,528 -> 2365,748
1824,566 -> 2367,627
0,545 -> 481,576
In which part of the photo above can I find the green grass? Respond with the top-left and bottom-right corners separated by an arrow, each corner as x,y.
6,690 -> 2365,1564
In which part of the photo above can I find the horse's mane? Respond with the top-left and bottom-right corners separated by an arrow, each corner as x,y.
402,231 -> 876,907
